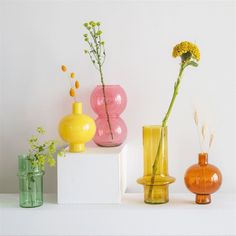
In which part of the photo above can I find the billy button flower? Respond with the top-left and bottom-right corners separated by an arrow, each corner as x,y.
148,41 -> 201,199
172,41 -> 200,63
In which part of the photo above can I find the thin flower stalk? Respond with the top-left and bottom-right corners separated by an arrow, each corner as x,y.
148,41 -> 200,199
83,21 -> 113,140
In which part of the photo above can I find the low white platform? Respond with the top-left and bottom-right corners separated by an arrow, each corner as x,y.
0,193 -> 235,236
57,144 -> 127,204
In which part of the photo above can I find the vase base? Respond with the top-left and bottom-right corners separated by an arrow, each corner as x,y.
137,175 -> 175,204
94,142 -> 122,148
69,143 -> 85,153
144,199 -> 169,204
144,185 -> 169,204
20,200 -> 43,208
196,194 -> 211,204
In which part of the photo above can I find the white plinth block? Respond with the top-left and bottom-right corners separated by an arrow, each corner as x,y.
57,144 -> 127,204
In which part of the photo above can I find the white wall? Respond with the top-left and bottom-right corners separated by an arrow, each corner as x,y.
1,0 -> 235,193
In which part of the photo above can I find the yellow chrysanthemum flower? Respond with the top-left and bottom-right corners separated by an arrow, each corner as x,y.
172,41 -> 200,61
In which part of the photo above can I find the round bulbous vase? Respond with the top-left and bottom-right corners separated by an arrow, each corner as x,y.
90,85 -> 127,147
184,153 -> 222,204
58,102 -> 96,152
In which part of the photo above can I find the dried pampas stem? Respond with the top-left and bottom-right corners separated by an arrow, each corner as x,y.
209,133 -> 214,149
194,111 -> 199,126
201,124 -> 206,140
194,110 -> 204,153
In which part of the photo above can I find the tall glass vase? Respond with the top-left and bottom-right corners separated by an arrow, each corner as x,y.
18,155 -> 44,208
137,126 -> 175,204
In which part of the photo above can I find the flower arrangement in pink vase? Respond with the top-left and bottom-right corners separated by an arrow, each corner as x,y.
83,21 -> 127,147
90,85 -> 127,147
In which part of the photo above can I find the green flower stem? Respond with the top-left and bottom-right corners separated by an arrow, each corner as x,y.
93,32 -> 113,140
148,62 -> 186,199
85,24 -> 113,140
162,63 -> 185,127
98,62 -> 114,140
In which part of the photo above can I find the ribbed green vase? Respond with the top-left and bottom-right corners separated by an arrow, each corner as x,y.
18,155 -> 44,208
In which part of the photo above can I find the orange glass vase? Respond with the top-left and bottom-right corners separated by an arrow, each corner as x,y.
184,153 -> 222,204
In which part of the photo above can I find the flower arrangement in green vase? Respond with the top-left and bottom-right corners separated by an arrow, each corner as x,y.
18,127 -> 64,208
138,41 -> 201,204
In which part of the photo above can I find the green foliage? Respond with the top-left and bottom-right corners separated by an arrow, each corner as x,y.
186,61 -> 198,67
83,21 -> 106,76
28,127 -> 65,169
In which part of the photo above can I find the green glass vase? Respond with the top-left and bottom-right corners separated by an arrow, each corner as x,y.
18,155 -> 44,208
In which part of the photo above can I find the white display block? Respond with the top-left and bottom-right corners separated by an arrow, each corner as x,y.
57,144 -> 127,204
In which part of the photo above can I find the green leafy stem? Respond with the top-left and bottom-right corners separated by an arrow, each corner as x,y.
28,127 -> 64,170
83,21 -> 114,140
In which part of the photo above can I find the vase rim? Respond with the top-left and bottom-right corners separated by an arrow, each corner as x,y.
18,154 -> 29,159
199,152 -> 208,156
143,125 -> 168,128
96,84 -> 121,87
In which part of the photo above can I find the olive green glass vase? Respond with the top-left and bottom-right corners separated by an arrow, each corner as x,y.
137,126 -> 175,204
18,155 -> 44,208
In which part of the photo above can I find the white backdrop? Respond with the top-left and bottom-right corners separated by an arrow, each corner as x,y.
1,0 -> 235,193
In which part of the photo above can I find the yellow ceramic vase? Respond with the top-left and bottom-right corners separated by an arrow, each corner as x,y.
137,126 -> 175,204
58,102 -> 96,152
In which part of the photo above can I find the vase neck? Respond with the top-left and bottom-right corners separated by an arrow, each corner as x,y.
198,153 -> 208,166
73,102 -> 82,114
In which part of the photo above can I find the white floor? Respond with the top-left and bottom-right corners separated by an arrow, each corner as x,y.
0,193 -> 235,236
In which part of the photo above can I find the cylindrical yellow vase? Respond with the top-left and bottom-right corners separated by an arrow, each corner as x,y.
137,126 -> 175,204
58,102 -> 96,152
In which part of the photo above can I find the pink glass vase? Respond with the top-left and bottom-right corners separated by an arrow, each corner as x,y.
90,85 -> 127,147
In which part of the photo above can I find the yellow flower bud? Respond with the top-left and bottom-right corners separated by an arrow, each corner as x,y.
70,72 -> 75,79
70,88 -> 75,97
75,80 -> 80,89
61,65 -> 67,72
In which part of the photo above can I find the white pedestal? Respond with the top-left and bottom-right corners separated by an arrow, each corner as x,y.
57,144 -> 127,204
